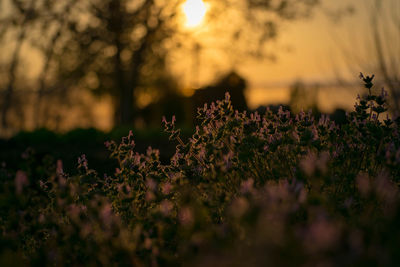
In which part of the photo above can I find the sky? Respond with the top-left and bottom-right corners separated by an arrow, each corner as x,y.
4,0 -> 397,110
170,0 -> 399,111
0,0 -> 398,133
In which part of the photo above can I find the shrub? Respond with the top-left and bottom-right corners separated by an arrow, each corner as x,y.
0,74 -> 399,266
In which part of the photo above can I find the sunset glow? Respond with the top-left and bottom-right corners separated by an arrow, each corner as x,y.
182,0 -> 207,28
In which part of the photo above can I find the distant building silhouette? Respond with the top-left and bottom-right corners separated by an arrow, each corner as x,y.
139,91 -> 188,127
192,71 -> 248,112
138,71 -> 248,127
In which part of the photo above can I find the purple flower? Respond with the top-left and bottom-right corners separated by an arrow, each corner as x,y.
179,207 -> 194,226
78,154 -> 88,171
159,200 -> 173,216
15,170 -> 29,195
240,178 -> 254,193
161,182 -> 173,195
56,159 -> 64,176
304,218 -> 340,252
146,178 -> 157,191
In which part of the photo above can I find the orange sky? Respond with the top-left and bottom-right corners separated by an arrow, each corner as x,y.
170,0 -> 399,111
1,0 -> 398,133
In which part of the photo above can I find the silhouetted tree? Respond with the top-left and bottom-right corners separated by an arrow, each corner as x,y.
192,71 -> 248,112
0,0 -> 321,131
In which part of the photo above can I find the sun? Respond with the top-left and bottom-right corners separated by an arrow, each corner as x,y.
182,0 -> 208,28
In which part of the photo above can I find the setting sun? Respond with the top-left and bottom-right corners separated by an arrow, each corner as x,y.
182,0 -> 207,28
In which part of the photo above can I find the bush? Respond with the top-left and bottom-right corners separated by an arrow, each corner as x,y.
1,74 -> 399,266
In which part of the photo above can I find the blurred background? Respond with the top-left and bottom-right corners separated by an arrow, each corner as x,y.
0,0 -> 399,170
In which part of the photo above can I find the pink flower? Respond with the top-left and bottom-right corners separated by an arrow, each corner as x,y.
311,125 -> 319,140
78,154 -> 88,171
145,191 -> 155,202
159,200 -> 173,216
80,223 -> 92,238
304,218 -> 340,252
300,152 -> 329,176
144,237 -> 152,249
100,203 -> 113,226
230,197 -> 249,218
68,204 -> 86,220
225,92 -> 231,102
15,170 -> 29,195
240,178 -> 254,194
146,178 -> 157,191
300,153 -> 317,176
56,159 -> 64,175
356,173 -> 370,196
117,183 -> 131,195
375,173 -> 398,203
292,131 -> 300,142
179,207 -> 194,226
38,213 -> 45,223
161,182 -> 172,195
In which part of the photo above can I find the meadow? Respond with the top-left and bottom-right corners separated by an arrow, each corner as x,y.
0,74 -> 399,266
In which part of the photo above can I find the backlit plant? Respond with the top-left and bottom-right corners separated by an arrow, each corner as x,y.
0,74 -> 399,266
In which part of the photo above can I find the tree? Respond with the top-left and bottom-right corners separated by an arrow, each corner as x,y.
0,0 -> 321,131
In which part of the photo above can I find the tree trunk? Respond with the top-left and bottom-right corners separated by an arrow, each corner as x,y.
111,0 -> 134,126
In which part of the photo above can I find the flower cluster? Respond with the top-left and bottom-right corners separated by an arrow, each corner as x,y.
0,74 -> 399,266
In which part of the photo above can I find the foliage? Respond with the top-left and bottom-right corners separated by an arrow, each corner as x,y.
1,74 -> 400,266
0,0 -> 320,129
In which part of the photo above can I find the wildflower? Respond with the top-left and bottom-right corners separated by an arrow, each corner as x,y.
39,180 -> 47,190
80,223 -> 92,238
117,183 -> 131,195
300,153 -> 317,176
300,152 -> 329,176
68,204 -> 83,220
292,131 -> 300,142
311,125 -> 319,140
144,237 -> 152,249
56,159 -> 64,176
100,203 -> 113,226
375,173 -> 398,203
304,218 -> 340,252
78,154 -> 88,171
15,170 -> 29,195
146,178 -> 157,191
266,180 -> 290,202
298,187 -> 307,204
161,182 -> 172,195
230,197 -> 249,218
179,207 -> 194,226
240,178 -> 254,194
38,213 -> 45,223
225,92 -> 231,102
104,140 -> 112,149
145,191 -> 155,202
222,151 -> 234,171
356,173 -> 370,196
56,160 -> 67,187
159,200 -> 173,216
